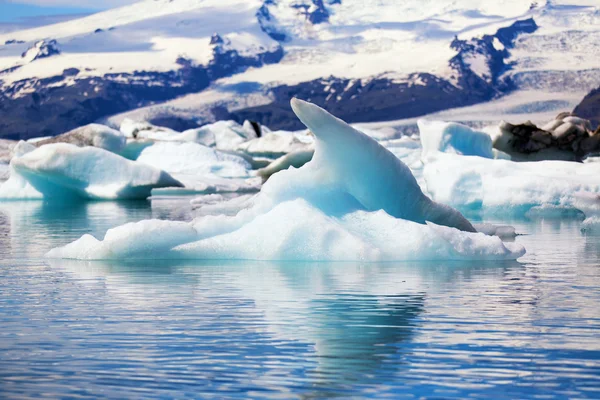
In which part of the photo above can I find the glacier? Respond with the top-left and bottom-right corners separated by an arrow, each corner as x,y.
47,99 -> 524,261
0,143 -> 183,200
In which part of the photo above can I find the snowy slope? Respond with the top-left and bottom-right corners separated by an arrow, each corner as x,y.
0,0 -> 598,138
0,0 -> 279,86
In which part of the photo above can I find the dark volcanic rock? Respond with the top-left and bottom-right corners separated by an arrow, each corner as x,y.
494,114 -> 600,161
573,86 -> 600,130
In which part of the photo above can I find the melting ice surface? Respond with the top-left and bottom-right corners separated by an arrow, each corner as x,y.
48,99 -> 524,261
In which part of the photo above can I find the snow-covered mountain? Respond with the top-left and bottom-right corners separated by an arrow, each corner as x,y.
0,0 -> 599,139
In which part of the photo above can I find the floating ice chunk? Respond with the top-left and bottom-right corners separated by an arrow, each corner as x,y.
48,99 -> 524,261
120,119 -> 179,140
0,143 -> 182,201
176,199 -> 522,261
473,223 -> 517,239
151,178 -> 261,196
34,124 -> 126,154
257,149 -> 314,182
177,120 -> 258,150
134,141 -> 258,195
581,217 -> 600,234
0,139 -> 17,164
0,163 -> 9,181
0,170 -> 43,199
12,141 -> 36,157
418,120 -> 494,158
423,152 -> 600,217
47,220 -> 199,259
48,198 -> 523,261
191,194 -> 255,216
136,142 -> 252,178
235,131 -> 312,158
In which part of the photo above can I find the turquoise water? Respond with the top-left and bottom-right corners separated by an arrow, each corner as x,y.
1,199 -> 599,399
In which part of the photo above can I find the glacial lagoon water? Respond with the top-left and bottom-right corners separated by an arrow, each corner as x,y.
1,198 -> 599,399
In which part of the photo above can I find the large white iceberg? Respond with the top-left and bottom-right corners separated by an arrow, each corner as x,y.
48,99 -> 524,261
0,143 -> 182,200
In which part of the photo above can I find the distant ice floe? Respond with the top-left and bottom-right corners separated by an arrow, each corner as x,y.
418,119 -> 600,218
48,99 -> 524,261
34,123 -> 126,154
0,142 -> 182,200
581,216 -> 600,234
418,120 -> 495,159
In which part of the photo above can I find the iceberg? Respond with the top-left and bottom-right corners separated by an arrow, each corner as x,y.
423,152 -> 600,217
257,149 -> 314,182
235,131 -> 313,158
0,143 -> 183,200
48,99 -> 524,261
135,141 -> 259,195
136,141 -> 252,179
581,216 -> 600,234
418,120 -> 600,217
34,123 -> 126,154
120,119 -> 179,140
418,120 -> 495,159
174,120 -> 259,151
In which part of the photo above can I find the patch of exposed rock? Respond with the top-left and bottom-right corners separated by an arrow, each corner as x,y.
493,113 -> 600,161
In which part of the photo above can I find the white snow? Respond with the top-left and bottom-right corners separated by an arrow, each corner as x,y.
3,0 -> 591,94
48,99 -> 524,261
0,0 -> 280,89
0,143 -> 183,200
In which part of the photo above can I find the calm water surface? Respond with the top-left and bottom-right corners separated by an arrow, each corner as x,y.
0,199 -> 599,399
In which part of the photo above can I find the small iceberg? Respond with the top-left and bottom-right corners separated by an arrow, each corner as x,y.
48,99 -> 524,261
33,123 -> 126,154
0,142 -> 182,200
418,121 -> 600,217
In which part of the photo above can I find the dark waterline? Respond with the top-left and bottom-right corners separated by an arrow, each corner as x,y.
0,199 -> 599,399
